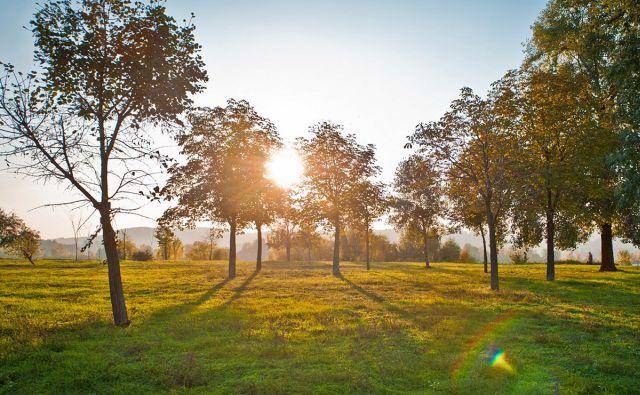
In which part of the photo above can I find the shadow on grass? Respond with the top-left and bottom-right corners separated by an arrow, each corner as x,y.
374,272 -> 434,290
187,277 -> 231,310
335,272 -> 452,331
337,273 -> 385,303
219,269 -> 259,308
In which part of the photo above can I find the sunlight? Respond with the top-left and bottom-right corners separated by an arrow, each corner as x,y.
266,146 -> 304,188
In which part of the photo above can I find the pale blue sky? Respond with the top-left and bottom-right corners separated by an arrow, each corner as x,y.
0,0 -> 547,237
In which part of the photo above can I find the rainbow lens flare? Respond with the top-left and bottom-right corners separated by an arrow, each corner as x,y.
490,349 -> 514,373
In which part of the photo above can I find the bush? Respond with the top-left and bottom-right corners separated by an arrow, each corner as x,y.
131,249 -> 153,261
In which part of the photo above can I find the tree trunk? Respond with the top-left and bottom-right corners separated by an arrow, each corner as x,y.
256,223 -> 262,272
423,227 -> 430,268
307,240 -> 312,261
365,226 -> 370,270
286,232 -> 291,263
480,226 -> 488,273
545,207 -> 555,281
229,219 -> 237,279
75,239 -> 78,262
100,210 -> 130,327
599,223 -> 616,272
333,221 -> 340,275
487,213 -> 499,291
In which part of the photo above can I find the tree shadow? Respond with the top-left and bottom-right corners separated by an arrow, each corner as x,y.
189,277 -> 232,310
337,273 -> 386,304
335,272 -> 444,329
219,269 -> 259,308
374,272 -> 433,290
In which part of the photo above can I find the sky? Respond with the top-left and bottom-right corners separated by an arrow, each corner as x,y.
0,0 -> 547,239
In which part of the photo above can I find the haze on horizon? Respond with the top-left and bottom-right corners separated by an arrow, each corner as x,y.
0,0 -> 546,238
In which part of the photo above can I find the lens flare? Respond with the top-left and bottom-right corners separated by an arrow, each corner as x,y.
490,349 -> 514,373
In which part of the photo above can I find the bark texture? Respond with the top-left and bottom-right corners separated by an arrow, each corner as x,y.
100,211 -> 130,327
599,223 -> 616,272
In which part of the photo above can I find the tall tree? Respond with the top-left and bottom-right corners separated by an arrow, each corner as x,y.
267,192 -> 300,263
206,227 -> 224,261
390,155 -> 444,269
118,229 -> 129,261
154,224 -> 175,261
161,100 -> 280,278
612,131 -> 640,247
528,0 -> 640,271
294,222 -> 323,262
247,170 -> 283,271
408,77 -> 520,290
297,122 -> 379,275
509,65 -> 594,280
0,0 -> 206,326
350,181 -> 387,270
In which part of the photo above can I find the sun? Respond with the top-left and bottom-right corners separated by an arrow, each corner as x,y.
266,146 -> 304,188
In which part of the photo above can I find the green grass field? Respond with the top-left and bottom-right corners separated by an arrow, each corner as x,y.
1,259 -> 639,394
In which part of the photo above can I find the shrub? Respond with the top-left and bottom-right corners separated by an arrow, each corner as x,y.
131,249 -> 153,261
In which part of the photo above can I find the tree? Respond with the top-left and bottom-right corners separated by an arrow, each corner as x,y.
169,238 -> 184,260
438,239 -> 461,262
0,0 -> 207,327
267,191 -> 306,263
68,213 -> 86,262
350,181 -> 388,270
117,229 -> 130,261
508,65 -> 594,280
390,155 -> 444,269
612,131 -> 640,246
396,226 -> 440,262
4,227 -> 40,265
0,208 -> 24,247
248,180 -> 283,271
187,241 -> 211,260
528,0 -> 640,271
117,233 -> 136,261
408,76 -> 520,290
297,122 -> 379,275
0,210 -> 41,265
155,224 -> 176,261
206,227 -> 223,261
161,100 -> 280,278
294,223 -> 324,261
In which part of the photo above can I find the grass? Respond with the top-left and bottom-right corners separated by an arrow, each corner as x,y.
1,259 -> 639,394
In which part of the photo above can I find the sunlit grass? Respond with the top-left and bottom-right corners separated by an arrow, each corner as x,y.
1,259 -> 638,393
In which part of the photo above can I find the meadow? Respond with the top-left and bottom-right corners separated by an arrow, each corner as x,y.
0,259 -> 639,394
